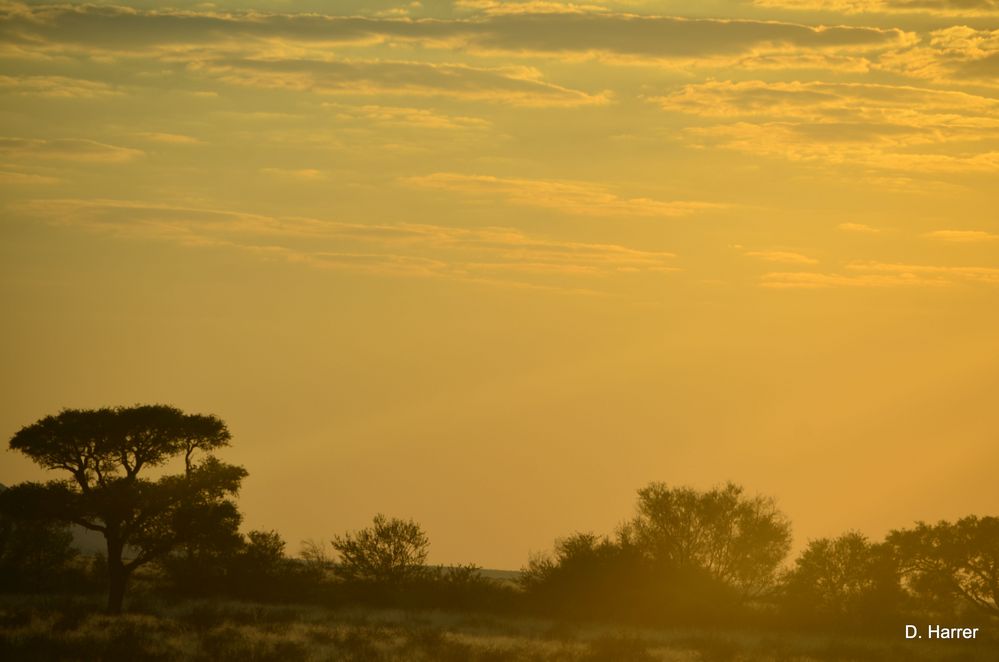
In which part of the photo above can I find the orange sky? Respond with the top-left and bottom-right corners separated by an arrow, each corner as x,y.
1,0 -> 998,569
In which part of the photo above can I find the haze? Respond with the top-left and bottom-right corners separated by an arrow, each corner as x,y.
1,0 -> 998,570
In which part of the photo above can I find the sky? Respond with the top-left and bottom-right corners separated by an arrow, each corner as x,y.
1,0 -> 998,570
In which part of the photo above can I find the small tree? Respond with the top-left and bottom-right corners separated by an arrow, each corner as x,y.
242,530 -> 287,575
781,532 -> 904,627
1,405 -> 246,612
332,514 -> 429,583
521,532 -> 648,619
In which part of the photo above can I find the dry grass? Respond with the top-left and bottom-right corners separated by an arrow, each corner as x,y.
0,595 -> 993,661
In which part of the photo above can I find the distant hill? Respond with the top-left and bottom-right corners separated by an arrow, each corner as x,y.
479,568 -> 521,583
69,526 -> 106,554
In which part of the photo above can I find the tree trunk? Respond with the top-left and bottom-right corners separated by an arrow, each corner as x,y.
106,533 -> 128,614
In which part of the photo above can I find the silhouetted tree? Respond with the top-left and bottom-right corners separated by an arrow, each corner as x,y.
243,530 -> 286,569
229,529 -> 317,600
889,516 -> 999,617
781,532 -> 905,628
521,483 -> 789,625
156,500 -> 244,596
623,482 -> 791,597
160,526 -> 320,601
332,514 -> 429,584
3,405 -> 246,613
521,532 -> 647,619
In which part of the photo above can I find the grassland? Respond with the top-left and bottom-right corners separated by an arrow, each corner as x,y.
0,595 -> 994,662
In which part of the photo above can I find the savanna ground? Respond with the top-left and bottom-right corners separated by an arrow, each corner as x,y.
0,595 -> 993,662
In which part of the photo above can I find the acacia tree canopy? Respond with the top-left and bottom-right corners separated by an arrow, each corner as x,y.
1,405 -> 246,613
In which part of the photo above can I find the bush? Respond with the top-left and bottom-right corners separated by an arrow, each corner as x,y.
332,514 -> 429,584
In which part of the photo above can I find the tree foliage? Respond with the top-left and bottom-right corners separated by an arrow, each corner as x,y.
781,532 -> 905,627
624,482 -> 792,596
2,405 -> 246,613
521,483 -> 791,624
332,514 -> 429,584
520,532 -> 648,619
889,516 -> 999,616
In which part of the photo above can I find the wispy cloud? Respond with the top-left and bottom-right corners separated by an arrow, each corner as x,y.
762,261 -> 999,288
0,75 -> 121,98
656,80 -> 999,174
880,27 -> 999,86
322,103 -> 491,130
403,173 -> 721,218
14,198 -> 680,292
851,260 -> 999,283
0,138 -> 143,163
0,169 -> 60,185
195,58 -> 609,107
133,132 -> 202,145
923,230 -> 999,242
838,222 -> 882,234
743,249 -> 819,265
761,271 -> 942,288
260,167 -> 327,181
455,1 -> 613,15
0,4 -> 911,67
753,0 -> 999,17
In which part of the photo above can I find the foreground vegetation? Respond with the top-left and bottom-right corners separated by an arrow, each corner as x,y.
3,405 -> 997,661
1,594 -> 995,662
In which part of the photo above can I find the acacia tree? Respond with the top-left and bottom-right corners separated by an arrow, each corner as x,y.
1,405 -> 246,613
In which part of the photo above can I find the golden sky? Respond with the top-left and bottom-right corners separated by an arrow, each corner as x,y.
1,0 -> 998,569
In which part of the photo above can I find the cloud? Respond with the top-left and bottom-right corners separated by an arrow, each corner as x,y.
454,0 -> 613,14
850,260 -> 999,283
403,173 -> 721,217
656,80 -> 999,128
0,75 -> 120,98
880,27 -> 999,86
656,80 -> 999,174
322,103 -> 491,130
688,121 -> 999,173
0,4 -> 911,67
923,230 -> 999,242
838,222 -> 882,233
0,138 -> 143,163
454,13 -> 909,62
761,271 -> 942,288
196,58 -> 609,106
743,249 -> 819,264
133,132 -> 202,144
753,0 -> 999,17
0,169 -> 60,185
762,260 -> 999,288
15,198 -> 680,292
260,167 -> 327,180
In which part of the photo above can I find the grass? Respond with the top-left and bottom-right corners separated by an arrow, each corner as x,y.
0,594 -> 994,661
